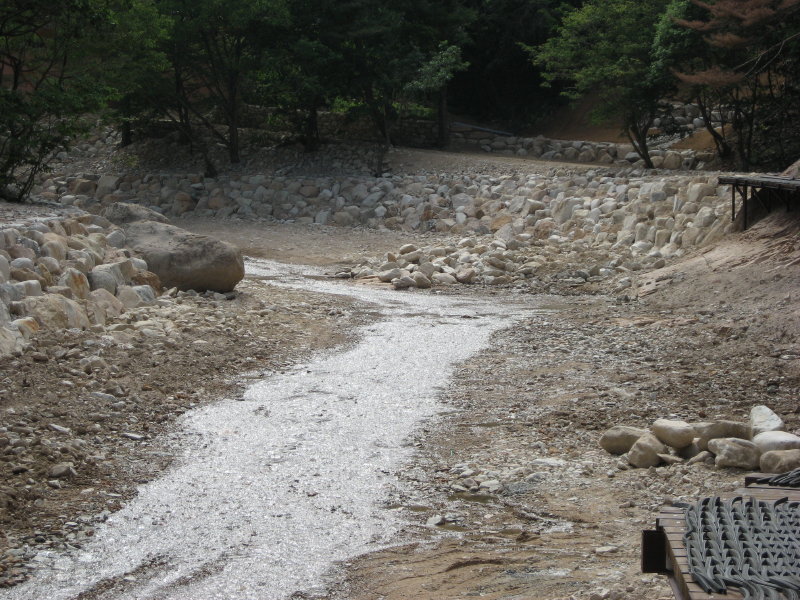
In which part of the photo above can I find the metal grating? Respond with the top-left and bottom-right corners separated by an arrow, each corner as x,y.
753,470 -> 800,489
681,496 -> 800,599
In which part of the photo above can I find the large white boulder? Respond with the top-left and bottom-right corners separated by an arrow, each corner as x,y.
750,405 -> 784,437
760,449 -> 800,474
600,426 -> 648,455
752,431 -> 800,453
123,221 -> 244,292
652,419 -> 695,449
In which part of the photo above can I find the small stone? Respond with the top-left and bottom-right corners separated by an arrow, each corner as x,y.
657,453 -> 684,465
79,355 -> 108,374
426,514 -> 445,527
121,432 -> 145,441
48,424 -> 71,434
49,462 -> 77,479
595,546 -> 619,555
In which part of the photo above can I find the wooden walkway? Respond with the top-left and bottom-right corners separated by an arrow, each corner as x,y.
642,476 -> 800,600
719,174 -> 800,229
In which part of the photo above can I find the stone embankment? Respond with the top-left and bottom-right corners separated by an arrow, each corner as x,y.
601,405 -> 800,473
450,129 -> 709,170
36,167 -> 734,289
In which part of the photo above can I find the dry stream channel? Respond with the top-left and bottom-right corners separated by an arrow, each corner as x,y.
6,259 -> 547,600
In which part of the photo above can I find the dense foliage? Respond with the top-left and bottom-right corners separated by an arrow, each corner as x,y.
1,0 -> 798,199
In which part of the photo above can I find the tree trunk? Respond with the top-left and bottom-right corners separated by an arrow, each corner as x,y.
302,104 -> 320,152
697,96 -> 733,160
119,97 -> 133,147
437,86 -> 449,148
227,91 -> 240,163
228,121 -> 240,164
627,122 -> 654,169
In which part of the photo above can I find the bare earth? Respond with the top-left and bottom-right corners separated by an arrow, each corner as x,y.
2,149 -> 800,599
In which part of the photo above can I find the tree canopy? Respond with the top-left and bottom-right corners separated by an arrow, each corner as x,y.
1,0 -> 799,198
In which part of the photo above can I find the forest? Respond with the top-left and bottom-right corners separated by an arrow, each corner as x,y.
1,0 -> 799,199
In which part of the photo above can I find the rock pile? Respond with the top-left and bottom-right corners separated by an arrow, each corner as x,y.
0,208 -> 244,358
601,405 -> 800,473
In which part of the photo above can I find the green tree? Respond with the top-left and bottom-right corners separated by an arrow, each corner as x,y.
650,0 -> 735,160
452,0 -> 581,127
534,0 -> 671,168
406,43 -> 469,146
166,0 -> 289,164
0,0 -> 112,201
674,0 -> 800,169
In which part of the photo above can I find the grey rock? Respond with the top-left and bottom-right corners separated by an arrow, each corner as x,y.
750,405 -> 784,437
694,420 -> 750,450
49,462 -> 77,479
600,426 -> 648,455
116,285 -> 157,308
652,418 -> 694,449
123,221 -> 244,292
760,449 -> 800,473
752,431 -> 800,453
708,438 -> 760,469
628,433 -> 667,468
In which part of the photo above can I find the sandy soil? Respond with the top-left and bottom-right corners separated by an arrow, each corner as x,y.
2,149 -> 800,599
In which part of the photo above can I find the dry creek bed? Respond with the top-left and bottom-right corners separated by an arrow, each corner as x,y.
2,207 -> 800,600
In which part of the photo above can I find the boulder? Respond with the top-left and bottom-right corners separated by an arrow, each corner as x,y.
652,419 -> 695,449
694,420 -> 750,450
0,325 -> 25,357
58,267 -> 91,300
628,433 -> 667,468
455,268 -> 477,284
18,295 -> 90,330
752,431 -> 800,453
88,263 -> 126,294
708,438 -> 760,469
411,272 -> 432,289
86,288 -> 125,325
600,426 -> 648,455
122,221 -> 244,292
432,273 -> 457,285
378,268 -> 403,283
116,285 -> 156,308
130,269 -> 162,292
760,449 -> 800,473
750,405 -> 784,437
103,203 -> 169,225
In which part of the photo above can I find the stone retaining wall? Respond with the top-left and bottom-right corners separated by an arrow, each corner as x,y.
38,166 -> 735,262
